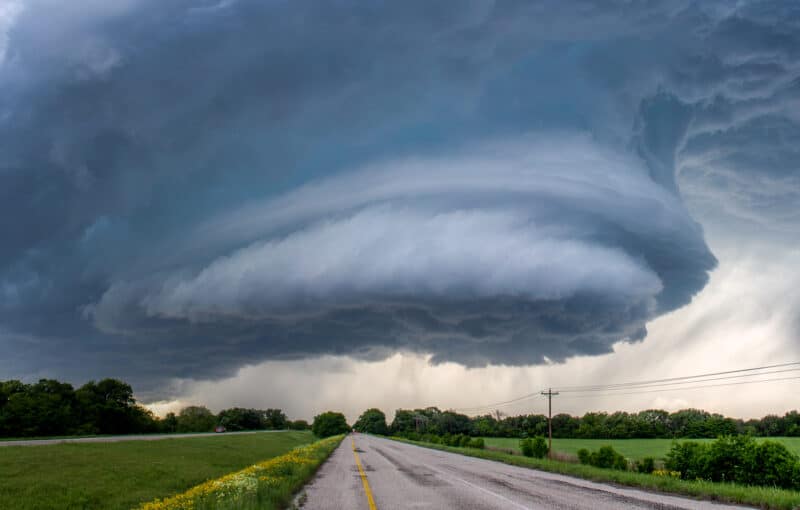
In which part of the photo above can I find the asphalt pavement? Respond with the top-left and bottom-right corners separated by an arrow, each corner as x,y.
300,434 -> 752,510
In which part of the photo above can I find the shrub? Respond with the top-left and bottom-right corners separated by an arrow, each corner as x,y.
749,441 -> 800,489
665,441 -> 710,481
705,435 -> 755,483
595,445 -> 626,470
635,457 -> 655,474
666,436 -> 800,489
745,440 -> 799,489
794,462 -> 800,488
577,445 -> 628,470
520,438 -> 534,457
531,436 -> 549,459
468,438 -> 485,449
459,434 -> 471,447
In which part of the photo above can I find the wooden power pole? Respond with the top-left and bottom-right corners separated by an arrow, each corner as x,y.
541,388 -> 559,458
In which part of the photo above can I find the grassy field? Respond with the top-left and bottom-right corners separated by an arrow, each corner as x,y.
394,437 -> 800,510
0,430 -> 315,510
483,436 -> 800,460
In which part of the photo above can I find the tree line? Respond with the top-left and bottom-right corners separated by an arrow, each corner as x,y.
0,378 -> 308,437
385,407 -> 800,439
6,377 -> 798,440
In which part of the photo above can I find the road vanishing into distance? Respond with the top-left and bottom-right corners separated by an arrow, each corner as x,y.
0,430 -> 278,447
301,434 -> 752,510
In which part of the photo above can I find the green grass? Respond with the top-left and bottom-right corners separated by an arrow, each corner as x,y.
0,430 -> 316,510
142,435 -> 345,510
392,437 -> 800,510
483,436 -> 800,461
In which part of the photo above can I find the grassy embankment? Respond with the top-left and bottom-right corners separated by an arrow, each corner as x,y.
0,430 -> 317,510
483,436 -> 800,460
391,437 -> 800,510
138,435 -> 344,510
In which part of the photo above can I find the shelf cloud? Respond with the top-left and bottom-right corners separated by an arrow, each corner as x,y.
0,0 -> 797,395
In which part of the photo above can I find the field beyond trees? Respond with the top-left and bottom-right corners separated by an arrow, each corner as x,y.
483,436 -> 800,461
0,430 -> 314,510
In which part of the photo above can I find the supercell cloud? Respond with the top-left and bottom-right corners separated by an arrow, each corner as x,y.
0,0 -> 797,394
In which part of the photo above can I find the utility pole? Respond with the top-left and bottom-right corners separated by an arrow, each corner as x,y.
541,388 -> 559,458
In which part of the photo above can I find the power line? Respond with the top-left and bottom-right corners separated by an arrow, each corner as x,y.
453,391 -> 541,413
451,361 -> 800,413
552,361 -> 800,392
556,367 -> 800,393
555,375 -> 800,399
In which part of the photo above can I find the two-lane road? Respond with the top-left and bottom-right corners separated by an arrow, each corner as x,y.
301,434 -> 751,510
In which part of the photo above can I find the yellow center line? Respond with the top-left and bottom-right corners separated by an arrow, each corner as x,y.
351,436 -> 378,510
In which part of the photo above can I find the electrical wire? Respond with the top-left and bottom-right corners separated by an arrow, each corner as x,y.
451,361 -> 800,413
555,375 -> 800,399
552,361 -> 800,392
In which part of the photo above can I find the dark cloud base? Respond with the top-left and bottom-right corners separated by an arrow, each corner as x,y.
0,0 -> 797,395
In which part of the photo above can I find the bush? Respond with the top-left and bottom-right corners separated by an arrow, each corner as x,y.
794,462 -> 800,488
635,457 -> 655,474
745,440 -> 798,488
665,441 -> 710,481
468,438 -> 485,449
520,438 -> 534,457
595,445 -> 624,469
311,411 -> 350,438
705,435 -> 754,483
459,434 -> 471,447
531,436 -> 549,459
578,445 -> 628,471
666,436 -> 800,489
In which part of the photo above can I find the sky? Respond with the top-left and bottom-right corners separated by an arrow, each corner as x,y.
1,0 -> 799,422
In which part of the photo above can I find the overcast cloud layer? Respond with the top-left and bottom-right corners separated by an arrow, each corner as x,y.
1,0 -> 798,398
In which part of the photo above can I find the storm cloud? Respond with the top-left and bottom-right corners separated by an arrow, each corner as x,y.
0,0 -> 797,394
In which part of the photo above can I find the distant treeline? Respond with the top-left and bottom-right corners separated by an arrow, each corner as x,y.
0,378 -> 308,438
388,407 -> 800,439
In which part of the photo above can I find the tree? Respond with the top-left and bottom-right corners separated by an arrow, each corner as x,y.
263,408 -> 288,429
312,411 -> 350,438
162,412 -> 179,433
176,406 -> 217,432
289,419 -> 310,430
1,380 -> 77,436
75,379 -> 154,435
433,411 -> 472,435
218,408 -> 264,431
353,408 -> 388,435
391,409 -> 415,433
472,415 -> 498,437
